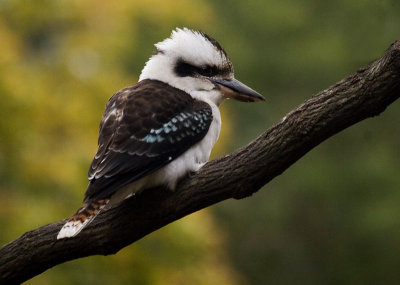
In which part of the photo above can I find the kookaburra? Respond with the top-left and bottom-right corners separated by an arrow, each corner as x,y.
57,28 -> 264,239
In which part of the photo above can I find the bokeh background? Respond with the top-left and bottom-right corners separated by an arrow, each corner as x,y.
1,0 -> 400,284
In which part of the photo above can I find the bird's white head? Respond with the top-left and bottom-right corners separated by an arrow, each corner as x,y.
139,28 -> 264,105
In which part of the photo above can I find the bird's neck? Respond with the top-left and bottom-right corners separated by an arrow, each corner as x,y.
190,90 -> 225,107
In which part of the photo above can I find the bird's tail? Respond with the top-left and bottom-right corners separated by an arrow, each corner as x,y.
57,198 -> 109,239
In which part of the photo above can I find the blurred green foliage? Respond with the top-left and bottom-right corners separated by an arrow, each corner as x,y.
0,0 -> 399,284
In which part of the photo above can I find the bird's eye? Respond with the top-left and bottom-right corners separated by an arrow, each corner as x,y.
199,65 -> 215,77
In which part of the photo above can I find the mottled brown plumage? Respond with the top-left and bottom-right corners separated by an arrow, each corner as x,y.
58,79 -> 213,239
86,79 -> 213,200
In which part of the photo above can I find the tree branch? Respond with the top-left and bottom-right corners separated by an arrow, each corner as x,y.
2,40 -> 400,284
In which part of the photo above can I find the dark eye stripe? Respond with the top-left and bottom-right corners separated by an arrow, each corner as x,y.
174,59 -> 196,77
174,58 -> 228,78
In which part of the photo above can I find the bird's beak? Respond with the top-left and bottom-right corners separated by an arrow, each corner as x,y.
211,78 -> 265,102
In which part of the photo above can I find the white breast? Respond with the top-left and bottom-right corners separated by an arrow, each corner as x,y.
152,100 -> 221,189
151,96 -> 221,187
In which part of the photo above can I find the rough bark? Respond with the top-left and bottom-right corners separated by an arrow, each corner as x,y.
1,40 -> 400,284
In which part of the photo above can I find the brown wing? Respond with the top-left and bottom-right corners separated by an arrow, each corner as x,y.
84,79 -> 213,200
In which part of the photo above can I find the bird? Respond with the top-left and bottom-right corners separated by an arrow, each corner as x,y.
57,28 -> 265,239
